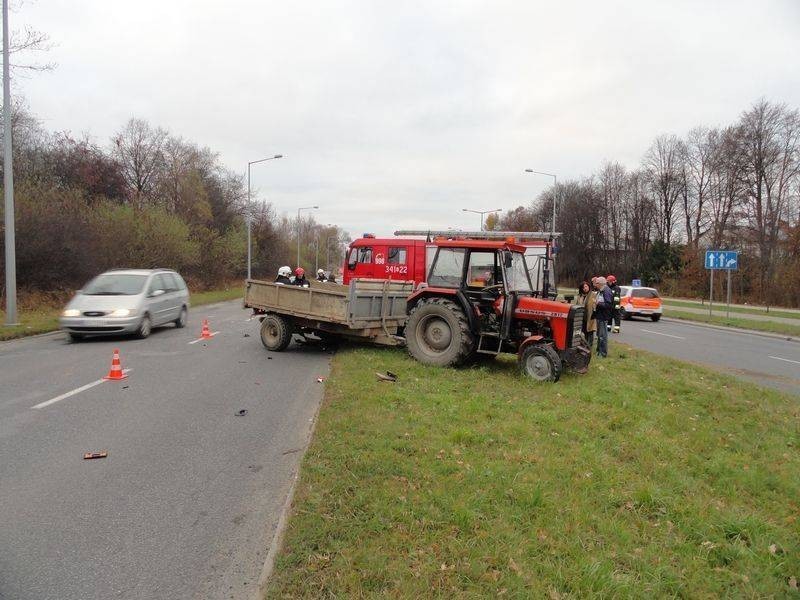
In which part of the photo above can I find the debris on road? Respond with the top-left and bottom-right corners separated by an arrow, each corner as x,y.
243,333 -> 251,338
376,371 -> 398,382
316,377 -> 325,383
236,409 -> 248,416
83,452 -> 108,460
282,447 -> 302,455
238,360 -> 247,364
267,356 -> 273,360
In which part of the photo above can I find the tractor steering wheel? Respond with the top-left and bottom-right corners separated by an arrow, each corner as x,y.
480,284 -> 504,296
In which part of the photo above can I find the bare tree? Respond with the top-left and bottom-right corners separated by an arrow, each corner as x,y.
643,134 -> 686,244
737,100 -> 800,296
683,127 -> 715,248
111,118 -> 167,207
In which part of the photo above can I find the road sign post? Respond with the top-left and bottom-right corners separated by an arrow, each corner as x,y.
705,250 -> 739,320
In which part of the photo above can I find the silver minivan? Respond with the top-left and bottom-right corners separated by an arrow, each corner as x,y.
59,269 -> 190,341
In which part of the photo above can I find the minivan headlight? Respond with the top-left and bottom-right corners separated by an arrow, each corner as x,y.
109,308 -> 133,317
62,309 -> 80,317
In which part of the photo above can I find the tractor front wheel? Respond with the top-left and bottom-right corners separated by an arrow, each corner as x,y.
519,343 -> 562,383
406,298 -> 474,367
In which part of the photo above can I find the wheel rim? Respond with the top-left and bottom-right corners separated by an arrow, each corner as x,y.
525,354 -> 552,381
179,308 -> 187,326
263,319 -> 279,345
416,314 -> 453,354
140,317 -> 151,337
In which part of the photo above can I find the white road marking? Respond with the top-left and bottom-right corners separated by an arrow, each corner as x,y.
188,332 -> 219,345
32,369 -> 133,409
640,328 -> 686,340
769,355 -> 800,365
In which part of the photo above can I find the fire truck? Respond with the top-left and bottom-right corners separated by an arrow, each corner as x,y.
342,230 -> 560,299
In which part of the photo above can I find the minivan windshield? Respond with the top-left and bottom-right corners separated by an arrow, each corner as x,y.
82,274 -> 148,296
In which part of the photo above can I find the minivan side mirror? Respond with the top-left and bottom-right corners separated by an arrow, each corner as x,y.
150,289 -> 165,298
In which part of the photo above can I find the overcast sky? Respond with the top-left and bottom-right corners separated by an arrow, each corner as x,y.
14,0 -> 800,237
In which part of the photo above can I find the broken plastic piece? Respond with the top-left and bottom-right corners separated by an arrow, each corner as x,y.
236,409 -> 248,416
83,452 -> 108,460
316,377 -> 325,383
243,333 -> 251,338
375,371 -> 398,382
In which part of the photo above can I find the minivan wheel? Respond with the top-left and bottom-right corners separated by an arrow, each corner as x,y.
137,314 -> 152,339
175,306 -> 188,328
68,332 -> 84,343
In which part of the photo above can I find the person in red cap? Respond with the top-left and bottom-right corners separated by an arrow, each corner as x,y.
292,267 -> 310,288
607,274 -> 622,333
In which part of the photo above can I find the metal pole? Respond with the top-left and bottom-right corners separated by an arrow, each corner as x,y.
709,269 -> 713,318
296,208 -> 301,268
726,269 -> 731,319
3,0 -> 18,326
246,163 -> 251,280
315,237 -> 319,273
552,175 -> 557,241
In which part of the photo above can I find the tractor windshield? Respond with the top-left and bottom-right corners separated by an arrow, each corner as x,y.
504,252 -> 533,293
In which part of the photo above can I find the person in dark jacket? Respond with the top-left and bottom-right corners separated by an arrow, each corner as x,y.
573,280 -> 596,347
607,274 -> 622,333
316,268 -> 328,282
593,276 -> 613,357
292,267 -> 310,287
275,265 -> 292,285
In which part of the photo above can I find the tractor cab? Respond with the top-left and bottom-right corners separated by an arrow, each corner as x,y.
405,238 -> 590,382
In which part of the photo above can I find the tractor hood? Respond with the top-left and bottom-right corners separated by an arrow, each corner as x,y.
513,296 -> 571,319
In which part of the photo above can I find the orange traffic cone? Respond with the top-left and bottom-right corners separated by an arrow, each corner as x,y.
103,349 -> 128,380
200,319 -> 213,339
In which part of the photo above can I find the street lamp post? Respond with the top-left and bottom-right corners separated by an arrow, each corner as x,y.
524,169 -> 559,298
3,0 -> 18,326
296,205 -> 319,268
246,154 -> 283,279
461,208 -> 503,231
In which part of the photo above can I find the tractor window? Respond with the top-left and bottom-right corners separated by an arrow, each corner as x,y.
388,247 -> 407,264
504,252 -> 533,293
428,248 -> 466,288
466,251 -> 497,288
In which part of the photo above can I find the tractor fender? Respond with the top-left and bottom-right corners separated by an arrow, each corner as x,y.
517,335 -> 546,358
406,288 -> 480,335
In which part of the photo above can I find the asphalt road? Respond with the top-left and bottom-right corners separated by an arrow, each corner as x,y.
616,317 -> 800,395
0,300 -> 330,600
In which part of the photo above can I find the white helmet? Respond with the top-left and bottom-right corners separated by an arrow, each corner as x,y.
278,266 -> 292,277
317,269 -> 325,275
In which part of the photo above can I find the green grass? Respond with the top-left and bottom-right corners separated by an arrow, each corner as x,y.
664,299 -> 800,321
268,346 -> 800,598
664,309 -> 800,337
0,284 -> 244,341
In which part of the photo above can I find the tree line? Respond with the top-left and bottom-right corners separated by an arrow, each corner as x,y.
0,105 -> 348,298
499,100 -> 800,307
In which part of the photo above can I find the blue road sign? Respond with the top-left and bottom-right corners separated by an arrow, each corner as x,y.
705,250 -> 738,270
631,279 -> 642,287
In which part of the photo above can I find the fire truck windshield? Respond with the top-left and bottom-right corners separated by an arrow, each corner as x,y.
504,251 -> 533,293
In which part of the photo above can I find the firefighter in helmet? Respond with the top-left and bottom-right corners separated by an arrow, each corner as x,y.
275,266 -> 292,285
316,268 -> 328,282
607,274 -> 622,333
293,267 -> 310,287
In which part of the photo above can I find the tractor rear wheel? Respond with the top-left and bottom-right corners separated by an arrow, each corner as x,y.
260,314 -> 293,351
519,343 -> 562,383
406,298 -> 474,367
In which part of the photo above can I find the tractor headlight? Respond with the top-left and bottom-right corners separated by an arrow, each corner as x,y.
62,309 -> 80,317
109,308 -> 133,317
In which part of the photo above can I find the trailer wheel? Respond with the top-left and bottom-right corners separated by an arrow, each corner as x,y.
260,314 -> 293,351
406,298 -> 474,367
519,343 -> 562,383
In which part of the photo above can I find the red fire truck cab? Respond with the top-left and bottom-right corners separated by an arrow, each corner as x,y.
343,231 -> 558,293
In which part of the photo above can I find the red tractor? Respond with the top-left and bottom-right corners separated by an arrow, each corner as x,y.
405,238 -> 590,381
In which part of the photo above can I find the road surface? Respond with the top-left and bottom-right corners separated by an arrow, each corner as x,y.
617,317 -> 800,396
662,303 -> 800,327
0,300 -> 330,600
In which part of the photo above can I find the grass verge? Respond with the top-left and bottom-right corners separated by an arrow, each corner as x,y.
664,300 -> 800,321
664,309 -> 800,338
0,284 -> 243,341
268,345 -> 800,598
